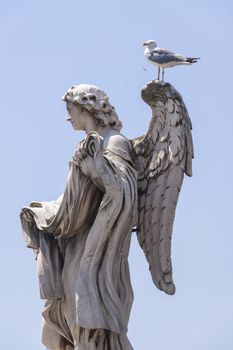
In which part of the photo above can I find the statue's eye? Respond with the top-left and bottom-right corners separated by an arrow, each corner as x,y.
82,96 -> 88,101
89,95 -> 96,101
102,103 -> 106,108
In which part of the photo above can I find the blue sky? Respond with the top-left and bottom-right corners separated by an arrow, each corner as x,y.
1,1 -> 233,349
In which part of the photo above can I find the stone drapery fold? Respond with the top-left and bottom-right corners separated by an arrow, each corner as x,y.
20,135 -> 137,350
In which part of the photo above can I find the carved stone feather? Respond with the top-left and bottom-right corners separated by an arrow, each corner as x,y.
131,80 -> 194,295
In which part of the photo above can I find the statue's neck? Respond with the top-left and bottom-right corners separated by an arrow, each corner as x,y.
84,124 -> 113,138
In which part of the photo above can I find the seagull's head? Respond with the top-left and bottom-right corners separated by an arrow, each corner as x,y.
143,40 -> 157,49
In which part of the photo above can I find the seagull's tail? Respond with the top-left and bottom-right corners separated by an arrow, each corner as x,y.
185,57 -> 200,64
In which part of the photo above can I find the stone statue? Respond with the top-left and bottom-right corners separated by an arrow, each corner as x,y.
20,80 -> 193,350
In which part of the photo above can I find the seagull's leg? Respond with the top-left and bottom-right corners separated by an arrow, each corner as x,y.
162,67 -> 165,82
157,66 -> 160,80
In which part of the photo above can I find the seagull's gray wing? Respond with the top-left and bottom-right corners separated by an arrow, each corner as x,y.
149,47 -> 186,64
154,47 -> 174,55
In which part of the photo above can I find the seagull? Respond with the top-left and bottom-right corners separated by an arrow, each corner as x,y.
143,40 -> 200,81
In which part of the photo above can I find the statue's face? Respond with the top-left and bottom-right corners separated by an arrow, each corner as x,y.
66,101 -> 87,130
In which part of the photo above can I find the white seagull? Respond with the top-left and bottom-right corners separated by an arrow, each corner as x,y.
143,40 -> 200,81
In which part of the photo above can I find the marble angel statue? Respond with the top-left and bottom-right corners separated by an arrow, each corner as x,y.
20,80 -> 193,350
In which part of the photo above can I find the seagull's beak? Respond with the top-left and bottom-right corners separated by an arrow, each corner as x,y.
143,42 -> 147,46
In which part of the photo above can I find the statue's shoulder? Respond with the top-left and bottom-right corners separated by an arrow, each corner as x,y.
105,131 -> 131,153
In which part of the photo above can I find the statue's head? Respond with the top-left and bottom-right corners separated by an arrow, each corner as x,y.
62,84 -> 122,131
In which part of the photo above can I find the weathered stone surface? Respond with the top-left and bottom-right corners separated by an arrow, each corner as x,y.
20,81 -> 193,349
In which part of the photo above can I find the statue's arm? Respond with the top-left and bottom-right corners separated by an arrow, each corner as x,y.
74,132 -> 132,192
73,146 -> 105,191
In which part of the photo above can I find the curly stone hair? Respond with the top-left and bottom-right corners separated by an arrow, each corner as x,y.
62,84 -> 122,131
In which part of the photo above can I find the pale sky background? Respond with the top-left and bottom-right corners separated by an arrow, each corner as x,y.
1,1 -> 233,349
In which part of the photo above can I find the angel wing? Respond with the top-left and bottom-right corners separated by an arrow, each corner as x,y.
131,80 -> 194,295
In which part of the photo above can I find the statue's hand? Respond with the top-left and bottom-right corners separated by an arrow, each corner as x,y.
72,146 -> 88,166
21,208 -> 34,223
72,133 -> 104,181
73,146 -> 98,178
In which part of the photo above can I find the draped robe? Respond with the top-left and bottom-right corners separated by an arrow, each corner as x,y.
20,132 -> 138,350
